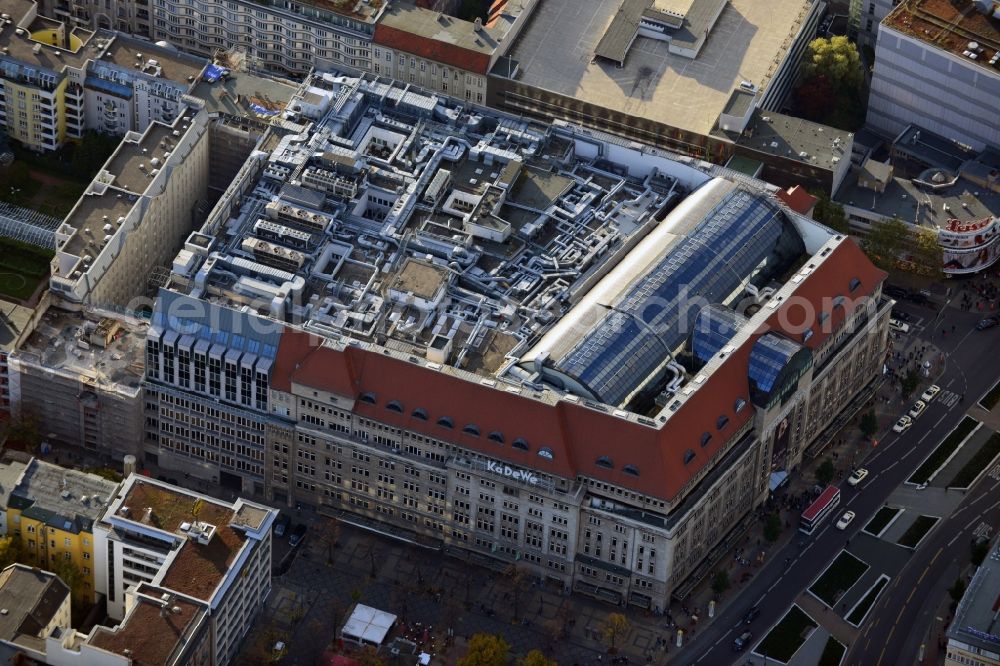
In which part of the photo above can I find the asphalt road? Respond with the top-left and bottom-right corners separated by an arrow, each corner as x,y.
669,299 -> 1000,666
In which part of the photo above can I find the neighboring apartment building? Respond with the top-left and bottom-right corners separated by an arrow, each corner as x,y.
142,74 -> 891,610
0,0 -> 206,152
868,0 -> 1000,151
7,306 -> 146,460
372,0 -> 536,104
945,537 -> 1000,666
852,0 -> 900,50
0,302 -> 35,415
3,458 -> 119,600
41,0 -> 385,77
47,103 -> 210,306
93,474 -> 276,664
0,564 -> 71,662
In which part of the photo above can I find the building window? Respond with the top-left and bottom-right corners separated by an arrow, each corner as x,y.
412,408 -> 428,420
538,447 -> 554,460
462,424 -> 480,437
487,431 -> 504,443
437,416 -> 453,428
623,464 -> 639,476
360,392 -> 377,404
716,415 -> 729,430
849,277 -> 861,292
512,438 -> 529,451
700,432 -> 712,447
683,449 -> 695,465
386,400 -> 403,413
595,456 -> 613,469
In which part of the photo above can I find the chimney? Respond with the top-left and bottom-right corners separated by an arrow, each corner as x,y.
474,17 -> 483,32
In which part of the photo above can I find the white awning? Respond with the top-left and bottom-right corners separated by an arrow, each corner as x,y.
341,604 -> 397,646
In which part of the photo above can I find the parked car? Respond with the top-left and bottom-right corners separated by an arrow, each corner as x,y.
976,317 -> 999,331
889,318 -> 910,334
921,385 -> 941,402
836,510 -> 856,530
273,513 -> 291,538
743,606 -> 761,625
289,523 -> 307,547
847,468 -> 869,487
733,631 -> 753,651
893,415 -> 912,433
909,400 -> 927,419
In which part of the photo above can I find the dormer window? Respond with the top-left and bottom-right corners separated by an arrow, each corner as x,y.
623,464 -> 639,476
462,424 -> 480,437
386,400 -> 403,413
538,447 -> 554,460
734,398 -> 747,413
437,416 -> 453,428
683,449 -> 695,465
412,408 -> 428,421
359,392 -> 376,405
802,329 -> 814,343
700,432 -> 712,447
487,431 -> 504,444
596,456 -> 614,469
512,438 -> 529,451
849,277 -> 861,292
716,415 -> 729,430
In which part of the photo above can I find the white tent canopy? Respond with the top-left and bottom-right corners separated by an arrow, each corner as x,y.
341,604 -> 398,646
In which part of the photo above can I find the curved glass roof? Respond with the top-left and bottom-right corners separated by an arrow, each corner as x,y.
748,332 -> 811,407
553,189 -> 792,405
691,304 -> 749,364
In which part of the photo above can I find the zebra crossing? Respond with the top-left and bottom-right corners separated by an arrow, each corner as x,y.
988,463 -> 1000,481
973,521 -> 993,541
937,390 -> 961,408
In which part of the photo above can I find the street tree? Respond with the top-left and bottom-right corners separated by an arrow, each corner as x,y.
0,536 -> 22,571
949,578 -> 967,602
458,633 -> 510,666
711,570 -> 730,595
862,217 -> 909,270
504,564 -> 530,622
901,371 -> 920,399
794,74 -> 835,122
913,227 -> 943,278
860,410 -> 878,439
356,646 -> 387,666
802,36 -> 863,91
520,649 -> 558,666
764,512 -> 782,542
815,458 -> 836,486
812,191 -> 850,234
602,612 -> 630,653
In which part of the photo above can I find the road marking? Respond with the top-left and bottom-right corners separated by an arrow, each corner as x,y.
918,567 -> 928,584
965,516 -> 981,530
931,547 -> 943,565
973,522 -> 993,541
906,587 -> 916,604
988,463 -> 1000,482
754,593 -> 766,605
948,532 -> 962,547
939,390 -> 961,408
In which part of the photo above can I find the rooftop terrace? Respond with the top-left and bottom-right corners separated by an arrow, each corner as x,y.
99,34 -> 206,85
884,0 -> 1000,71
11,458 -> 119,533
504,0 -> 812,135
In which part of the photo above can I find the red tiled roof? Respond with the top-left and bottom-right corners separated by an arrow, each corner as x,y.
373,24 -> 491,74
273,238 -> 884,501
776,185 -> 819,216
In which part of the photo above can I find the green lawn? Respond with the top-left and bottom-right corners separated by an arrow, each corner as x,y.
0,237 -> 52,301
847,576 -> 889,625
897,515 -> 939,548
947,432 -> 1000,488
818,636 -> 847,666
979,380 -> 1000,411
809,551 -> 869,606
756,606 -> 817,662
908,416 -> 979,484
863,506 -> 901,536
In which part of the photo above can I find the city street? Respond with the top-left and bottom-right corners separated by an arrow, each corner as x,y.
669,295 -> 1000,666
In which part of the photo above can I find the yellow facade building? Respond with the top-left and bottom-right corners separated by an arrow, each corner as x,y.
4,459 -> 119,601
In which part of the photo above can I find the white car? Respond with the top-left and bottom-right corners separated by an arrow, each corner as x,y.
889,319 -> 910,334
921,385 -> 941,402
836,511 -> 856,530
847,468 -> 869,487
893,415 -> 913,433
909,400 -> 927,419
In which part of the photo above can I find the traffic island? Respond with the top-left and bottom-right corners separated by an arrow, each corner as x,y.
808,551 -> 869,607
862,506 -> 902,537
845,575 -> 890,626
754,605 -> 817,664
946,431 -> 1000,489
818,635 -> 847,666
896,515 -> 940,549
907,416 -> 979,485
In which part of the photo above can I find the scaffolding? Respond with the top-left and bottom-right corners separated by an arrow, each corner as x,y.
0,201 -> 60,249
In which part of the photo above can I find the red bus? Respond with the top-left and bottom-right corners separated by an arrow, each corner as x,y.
800,486 -> 841,535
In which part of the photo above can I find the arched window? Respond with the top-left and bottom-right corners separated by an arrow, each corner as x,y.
849,277 -> 861,292
623,464 -> 640,476
512,438 -> 529,451
462,424 -> 480,437
683,449 -> 696,465
538,447 -> 554,460
488,431 -> 504,444
386,400 -> 403,413
734,398 -> 747,412
700,432 -> 712,447
437,416 -> 453,429
596,456 -> 614,469
716,415 -> 729,430
412,408 -> 428,421
359,392 -> 376,404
